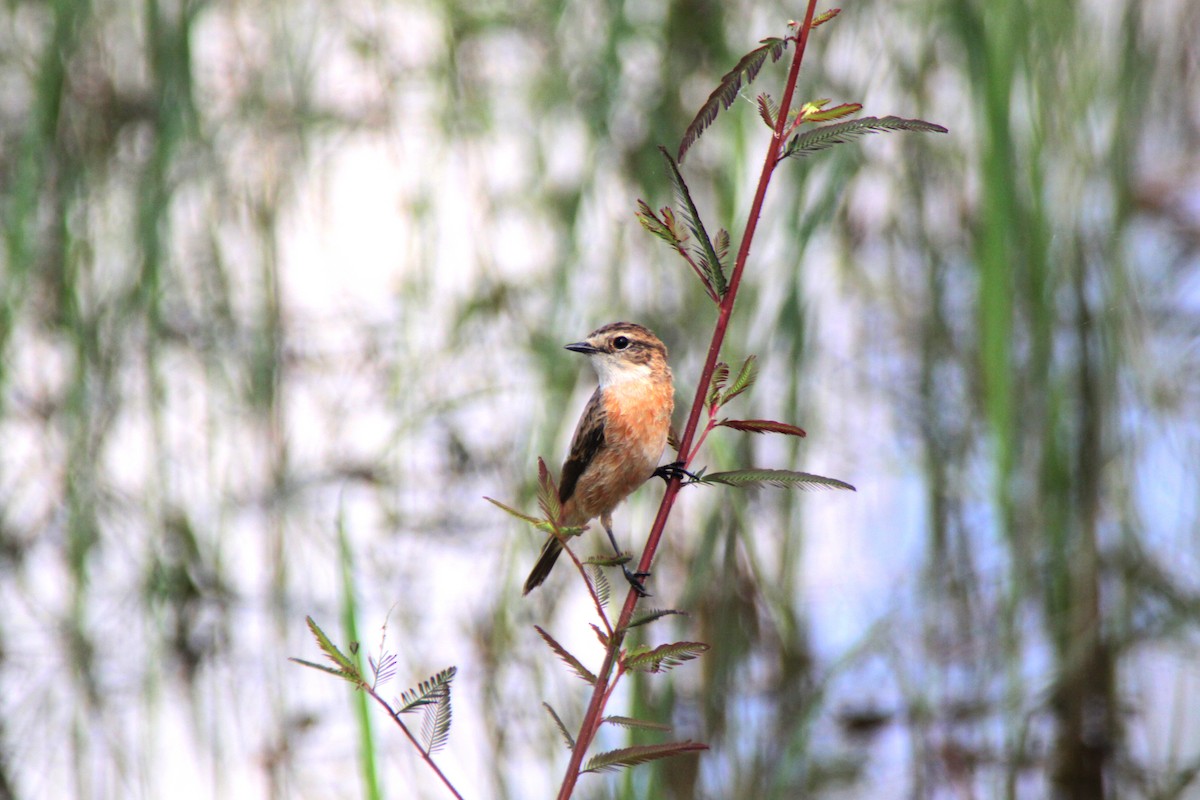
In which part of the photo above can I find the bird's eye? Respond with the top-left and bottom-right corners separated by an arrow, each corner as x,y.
612,336 -> 630,350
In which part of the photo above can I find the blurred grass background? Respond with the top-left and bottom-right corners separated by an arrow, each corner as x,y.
1,0 -> 1198,798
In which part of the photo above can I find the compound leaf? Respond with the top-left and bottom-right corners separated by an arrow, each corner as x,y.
583,741 -> 709,774
699,469 -> 856,491
781,115 -> 948,160
679,37 -> 790,162
535,625 -> 597,685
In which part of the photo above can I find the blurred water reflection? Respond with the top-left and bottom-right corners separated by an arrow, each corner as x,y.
1,0 -> 1197,798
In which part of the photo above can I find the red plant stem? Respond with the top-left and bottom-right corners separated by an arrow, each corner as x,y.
555,4 -> 820,797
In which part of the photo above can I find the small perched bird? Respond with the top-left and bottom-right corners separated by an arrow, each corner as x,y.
523,322 -> 675,596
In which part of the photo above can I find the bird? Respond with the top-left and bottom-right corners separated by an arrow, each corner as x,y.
523,322 -> 676,596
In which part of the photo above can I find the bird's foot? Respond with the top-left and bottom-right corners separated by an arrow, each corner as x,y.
621,566 -> 652,598
654,461 -> 700,484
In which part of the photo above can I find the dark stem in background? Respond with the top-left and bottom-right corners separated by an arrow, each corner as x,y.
555,2 -> 821,796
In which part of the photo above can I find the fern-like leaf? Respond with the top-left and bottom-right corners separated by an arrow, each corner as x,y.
370,650 -> 398,689
707,362 -> 730,408
714,228 -> 730,267
721,355 -> 758,405
590,623 -> 609,648
544,703 -> 575,751
582,741 -> 709,774
295,616 -> 361,682
756,92 -> 779,130
603,715 -> 673,733
623,608 -> 688,631
717,419 -> 807,437
536,457 -> 562,523
584,552 -> 633,567
397,667 -> 457,715
635,200 -> 683,248
419,676 -> 454,755
588,564 -> 611,610
288,657 -> 359,682
780,115 -> 948,160
623,641 -> 710,674
699,469 -> 856,491
679,37 -> 790,162
484,496 -> 543,526
534,625 -> 597,685
659,147 -> 727,297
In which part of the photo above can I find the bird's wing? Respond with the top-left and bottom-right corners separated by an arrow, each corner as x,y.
559,387 -> 605,504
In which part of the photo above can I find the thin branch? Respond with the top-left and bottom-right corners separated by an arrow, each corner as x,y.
554,3 -> 822,797
365,687 -> 464,800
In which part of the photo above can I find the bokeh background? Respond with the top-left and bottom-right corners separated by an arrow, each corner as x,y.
2,0 -> 1198,797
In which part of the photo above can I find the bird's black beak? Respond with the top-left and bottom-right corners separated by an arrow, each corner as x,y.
564,341 -> 600,355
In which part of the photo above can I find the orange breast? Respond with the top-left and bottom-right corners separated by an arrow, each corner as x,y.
562,379 -> 672,525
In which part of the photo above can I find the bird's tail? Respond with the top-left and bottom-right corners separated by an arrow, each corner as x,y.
523,535 -> 563,595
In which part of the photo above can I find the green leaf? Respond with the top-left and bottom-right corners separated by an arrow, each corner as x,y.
603,715 -> 673,733
717,419 -> 807,437
302,616 -> 360,679
584,552 -> 633,567
544,703 -> 575,751
623,608 -> 688,631
588,564 -> 611,609
804,101 -> 862,123
721,355 -> 758,405
582,741 -> 709,774
288,657 -> 359,682
484,496 -> 543,526
707,362 -> 730,408
534,625 -> 597,685
780,115 -> 948,160
699,469 -> 856,491
659,147 -> 727,297
679,37 -> 790,162
623,641 -> 709,673
811,7 -> 841,27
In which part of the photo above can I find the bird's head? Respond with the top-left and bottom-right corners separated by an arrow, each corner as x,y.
565,322 -> 670,387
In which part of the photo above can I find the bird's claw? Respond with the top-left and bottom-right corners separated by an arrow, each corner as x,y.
622,566 -> 651,598
654,460 -> 699,484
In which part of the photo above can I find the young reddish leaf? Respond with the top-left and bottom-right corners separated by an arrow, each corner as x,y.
756,92 -> 778,129
534,625 -> 597,685
679,37 -> 790,162
536,457 -> 562,523
717,419 -> 807,437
